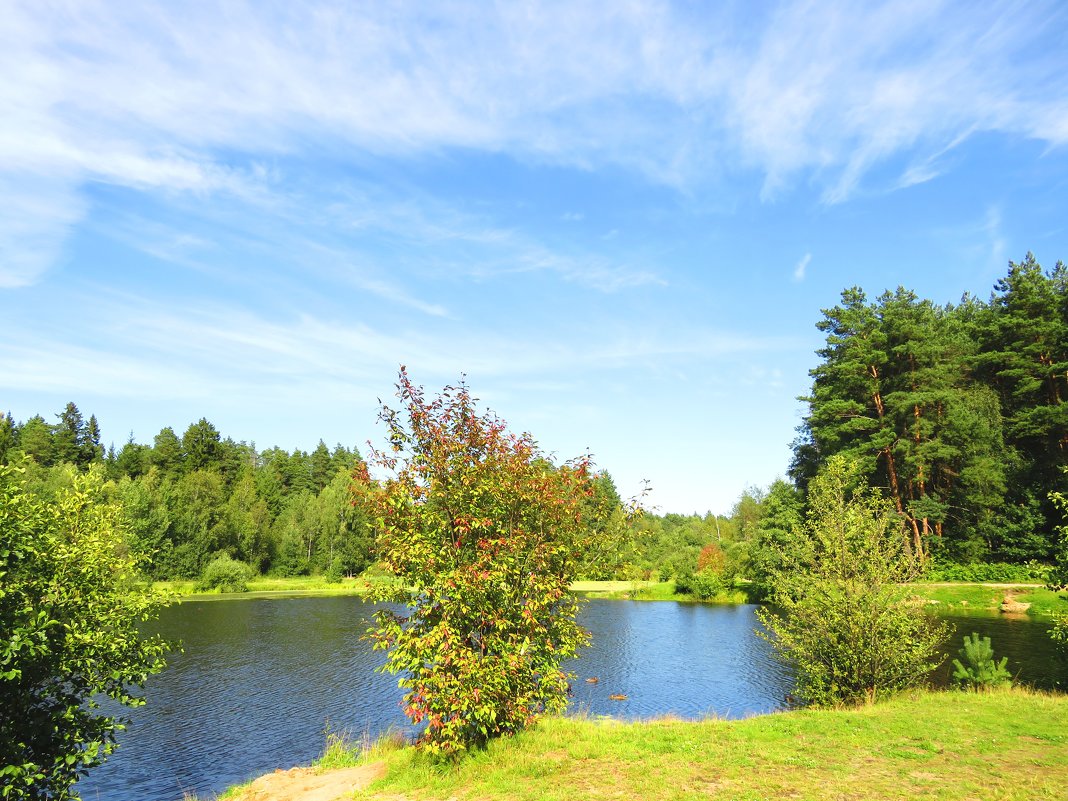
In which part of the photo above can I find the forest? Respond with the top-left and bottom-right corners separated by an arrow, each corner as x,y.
0,409 -> 372,580
792,253 -> 1067,565
1,254 -> 1065,588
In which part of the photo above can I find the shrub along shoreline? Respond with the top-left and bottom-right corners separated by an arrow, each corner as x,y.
211,688 -> 1068,801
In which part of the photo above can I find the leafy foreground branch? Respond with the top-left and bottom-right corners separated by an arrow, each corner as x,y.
0,465 -> 169,800
216,688 -> 1068,801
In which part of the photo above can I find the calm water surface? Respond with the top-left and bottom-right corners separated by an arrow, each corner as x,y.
75,597 -> 1065,801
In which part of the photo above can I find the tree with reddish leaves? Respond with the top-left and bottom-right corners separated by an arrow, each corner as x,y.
359,368 -> 624,756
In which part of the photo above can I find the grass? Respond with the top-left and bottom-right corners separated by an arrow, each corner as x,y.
570,579 -> 664,599
572,578 -> 1068,611
155,575 -> 381,601
913,583 -> 1068,618
164,577 -> 697,603
570,579 -> 749,604
317,727 -> 408,770
298,688 -> 1068,800
573,580 -> 1068,616
157,576 -> 1068,615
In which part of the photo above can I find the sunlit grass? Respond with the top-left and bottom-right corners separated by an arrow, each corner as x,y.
352,688 -> 1068,801
316,727 -> 408,770
571,579 -> 755,604
154,575 -> 379,601
914,583 -> 1067,617
156,576 -> 1068,619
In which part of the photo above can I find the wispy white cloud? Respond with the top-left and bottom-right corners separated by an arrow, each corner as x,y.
793,252 -> 811,283
2,0 -> 1067,286
728,2 -> 1068,203
0,339 -> 211,399
92,167 -> 662,303
0,173 -> 85,288
984,205 -> 1007,271
0,289 -> 794,413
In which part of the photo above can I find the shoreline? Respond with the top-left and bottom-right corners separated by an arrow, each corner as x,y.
204,688 -> 1068,801
155,578 -> 1065,617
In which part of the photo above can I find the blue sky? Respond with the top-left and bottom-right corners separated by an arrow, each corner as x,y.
2,1 -> 1068,514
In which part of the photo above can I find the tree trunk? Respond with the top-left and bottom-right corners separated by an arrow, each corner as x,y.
881,445 -> 920,556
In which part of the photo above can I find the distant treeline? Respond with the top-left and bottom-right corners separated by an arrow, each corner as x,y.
0,406 -> 372,579
0,407 -> 631,582
3,253 -> 1064,585
0,400 -> 746,585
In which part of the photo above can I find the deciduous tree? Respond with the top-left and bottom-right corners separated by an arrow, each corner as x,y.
361,369 -> 621,756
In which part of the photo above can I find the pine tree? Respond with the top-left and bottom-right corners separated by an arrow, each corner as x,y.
309,440 -> 334,493
0,412 -> 15,463
19,415 -> 55,466
82,414 -> 104,466
951,633 -> 1011,690
973,254 -> 1068,558
53,402 -> 85,466
795,287 -> 1008,560
181,419 -> 222,473
151,427 -> 183,474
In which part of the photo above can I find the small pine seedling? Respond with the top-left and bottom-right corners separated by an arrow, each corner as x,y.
951,632 -> 1011,690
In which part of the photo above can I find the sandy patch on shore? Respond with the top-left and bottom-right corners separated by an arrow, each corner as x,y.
229,762 -> 386,801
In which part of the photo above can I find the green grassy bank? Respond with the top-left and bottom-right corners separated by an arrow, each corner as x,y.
571,579 -> 750,604
910,583 -> 1065,617
219,688 -> 1068,801
572,580 -> 1067,616
155,575 -> 374,600
157,577 -> 1067,616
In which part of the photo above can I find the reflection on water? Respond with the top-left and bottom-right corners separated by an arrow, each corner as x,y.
75,596 -> 1065,801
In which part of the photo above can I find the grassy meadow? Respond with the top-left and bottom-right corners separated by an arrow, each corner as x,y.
155,575 -> 374,600
214,688 -> 1068,801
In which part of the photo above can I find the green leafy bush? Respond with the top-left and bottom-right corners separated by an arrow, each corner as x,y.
951,633 -> 1012,690
195,553 -> 253,593
1046,488 -> 1068,647
757,456 -> 948,707
675,568 -> 725,599
1051,615 -> 1068,651
1047,489 -> 1068,592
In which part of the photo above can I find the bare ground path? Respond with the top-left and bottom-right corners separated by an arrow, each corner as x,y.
226,762 -> 386,801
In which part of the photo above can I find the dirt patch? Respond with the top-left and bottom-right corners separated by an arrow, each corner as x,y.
229,762 -> 387,801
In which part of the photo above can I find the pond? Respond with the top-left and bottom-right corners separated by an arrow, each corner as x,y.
75,596 -> 1066,801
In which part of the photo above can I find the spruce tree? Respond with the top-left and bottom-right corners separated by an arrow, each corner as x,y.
52,402 -> 85,466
